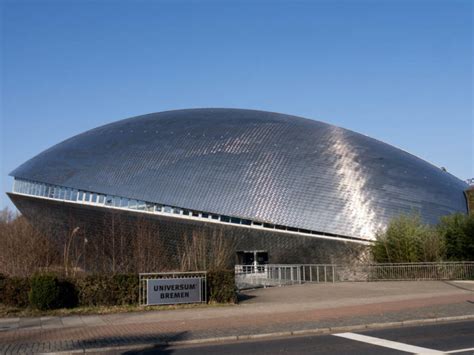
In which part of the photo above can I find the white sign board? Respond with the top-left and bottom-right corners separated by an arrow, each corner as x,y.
146,277 -> 202,305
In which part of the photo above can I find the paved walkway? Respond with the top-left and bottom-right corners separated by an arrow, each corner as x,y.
0,281 -> 473,354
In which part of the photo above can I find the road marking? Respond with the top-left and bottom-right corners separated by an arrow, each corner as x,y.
334,332 -> 444,354
446,347 -> 474,354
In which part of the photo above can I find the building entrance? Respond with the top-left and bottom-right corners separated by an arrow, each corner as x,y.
236,250 -> 268,267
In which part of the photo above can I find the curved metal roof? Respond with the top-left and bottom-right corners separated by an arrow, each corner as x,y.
10,108 -> 468,240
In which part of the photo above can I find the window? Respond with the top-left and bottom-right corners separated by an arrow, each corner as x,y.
145,203 -> 154,212
98,194 -> 105,204
91,193 -> 97,203
120,198 -> 129,208
71,190 -> 78,201
105,195 -> 113,206
84,192 -> 91,202
112,196 -> 120,207
221,215 -> 230,223
155,205 -> 162,213
54,187 -> 61,199
163,206 -> 173,213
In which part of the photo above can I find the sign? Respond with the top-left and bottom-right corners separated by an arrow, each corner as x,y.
146,277 -> 202,305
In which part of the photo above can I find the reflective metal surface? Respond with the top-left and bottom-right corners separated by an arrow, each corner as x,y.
10,108 -> 468,240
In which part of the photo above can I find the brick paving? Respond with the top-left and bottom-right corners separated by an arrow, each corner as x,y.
0,281 -> 473,354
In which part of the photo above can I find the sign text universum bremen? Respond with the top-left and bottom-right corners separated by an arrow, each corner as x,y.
146,277 -> 202,305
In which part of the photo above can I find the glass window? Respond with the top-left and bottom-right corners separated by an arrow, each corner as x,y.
84,192 -> 90,202
105,195 -> 113,206
120,198 -> 129,208
71,190 -> 78,201
221,215 -> 230,223
145,203 -> 154,212
98,194 -> 105,204
192,211 -> 199,217
54,187 -> 61,199
113,196 -> 121,207
154,205 -> 162,213
241,219 -> 251,225
201,213 -> 209,218
173,208 -> 182,214
91,193 -> 97,203
64,188 -> 71,200
211,215 -> 219,220
163,206 -> 172,213
137,200 -> 146,210
129,200 -> 137,209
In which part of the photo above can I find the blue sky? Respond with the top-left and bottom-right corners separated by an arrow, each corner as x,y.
1,0 -> 472,209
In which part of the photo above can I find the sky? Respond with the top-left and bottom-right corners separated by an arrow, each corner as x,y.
1,0 -> 472,210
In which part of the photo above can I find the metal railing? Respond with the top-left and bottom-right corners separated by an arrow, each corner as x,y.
139,271 -> 207,306
235,262 -> 474,289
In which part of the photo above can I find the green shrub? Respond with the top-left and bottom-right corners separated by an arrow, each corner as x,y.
112,274 -> 139,305
2,277 -> 30,308
438,213 -> 474,261
29,274 -> 62,310
371,214 -> 445,263
75,274 -> 139,306
207,270 -> 236,303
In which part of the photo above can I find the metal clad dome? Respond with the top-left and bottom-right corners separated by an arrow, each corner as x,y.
10,108 -> 468,240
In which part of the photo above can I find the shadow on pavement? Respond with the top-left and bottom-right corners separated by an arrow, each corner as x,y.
236,292 -> 256,303
122,332 -> 187,354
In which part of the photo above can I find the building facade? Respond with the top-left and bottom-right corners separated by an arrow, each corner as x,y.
8,109 -> 468,266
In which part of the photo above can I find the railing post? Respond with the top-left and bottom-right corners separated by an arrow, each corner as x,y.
332,265 -> 335,283
324,265 -> 327,283
310,265 -> 313,282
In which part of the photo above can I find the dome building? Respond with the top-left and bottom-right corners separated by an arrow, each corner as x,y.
8,109 -> 468,265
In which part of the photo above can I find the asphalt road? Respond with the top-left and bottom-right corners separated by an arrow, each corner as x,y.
125,319 -> 474,354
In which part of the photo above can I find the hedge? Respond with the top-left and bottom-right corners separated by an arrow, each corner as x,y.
0,271 -> 236,309
207,269 -> 236,303
1,277 -> 30,308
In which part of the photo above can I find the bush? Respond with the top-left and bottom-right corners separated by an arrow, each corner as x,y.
112,274 -> 139,305
58,279 -> 79,308
207,270 -> 236,303
371,214 -> 445,263
2,277 -> 30,308
438,213 -> 474,261
74,274 -> 139,306
29,273 -> 62,310
0,273 -> 6,303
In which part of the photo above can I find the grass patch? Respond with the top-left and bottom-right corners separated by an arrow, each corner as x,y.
0,302 -> 234,317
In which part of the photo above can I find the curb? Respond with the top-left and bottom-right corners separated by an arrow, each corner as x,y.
40,314 -> 474,354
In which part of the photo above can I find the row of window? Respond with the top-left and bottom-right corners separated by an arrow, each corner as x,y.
12,178 -> 359,241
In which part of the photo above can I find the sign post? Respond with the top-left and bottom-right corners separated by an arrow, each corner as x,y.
139,271 -> 207,306
147,277 -> 201,305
